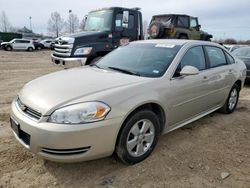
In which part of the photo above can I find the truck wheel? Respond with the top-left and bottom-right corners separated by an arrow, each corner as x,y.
6,45 -> 12,51
148,21 -> 164,39
115,110 -> 160,165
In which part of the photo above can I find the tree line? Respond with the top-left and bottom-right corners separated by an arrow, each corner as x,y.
0,11 -> 86,37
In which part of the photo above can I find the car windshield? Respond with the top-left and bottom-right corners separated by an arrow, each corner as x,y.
84,10 -> 113,32
96,43 -> 181,78
232,47 -> 250,58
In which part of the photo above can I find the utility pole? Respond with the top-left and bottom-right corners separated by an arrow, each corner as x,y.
29,16 -> 32,32
69,10 -> 72,33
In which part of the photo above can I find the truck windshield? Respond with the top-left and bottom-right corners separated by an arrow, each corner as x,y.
96,43 -> 181,78
84,10 -> 113,32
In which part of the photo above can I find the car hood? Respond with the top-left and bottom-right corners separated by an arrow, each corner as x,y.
18,67 -> 147,115
1,42 -> 10,45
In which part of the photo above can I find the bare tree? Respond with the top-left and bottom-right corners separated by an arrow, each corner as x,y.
67,13 -> 79,33
47,12 -> 64,37
0,11 -> 12,32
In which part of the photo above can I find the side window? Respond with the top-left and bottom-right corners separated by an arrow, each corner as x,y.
24,40 -> 30,43
173,46 -> 206,77
225,52 -> 235,64
205,46 -> 227,68
115,13 -> 135,29
190,18 -> 198,28
177,16 -> 189,28
115,13 -> 123,28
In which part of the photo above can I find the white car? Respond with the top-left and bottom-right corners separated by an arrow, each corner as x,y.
3,39 -> 35,51
40,39 -> 54,48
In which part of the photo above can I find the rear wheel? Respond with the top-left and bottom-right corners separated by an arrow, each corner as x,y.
220,84 -> 239,114
27,47 -> 33,52
115,110 -> 160,165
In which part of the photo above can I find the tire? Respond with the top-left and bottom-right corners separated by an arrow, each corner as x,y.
115,110 -> 160,165
6,45 -> 12,51
27,47 -> 33,52
220,84 -> 240,114
148,21 -> 164,39
179,35 -> 188,39
37,46 -> 42,50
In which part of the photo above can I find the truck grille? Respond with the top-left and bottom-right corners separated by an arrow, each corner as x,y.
17,98 -> 42,120
54,37 -> 74,57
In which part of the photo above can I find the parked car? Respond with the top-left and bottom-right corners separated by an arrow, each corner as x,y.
224,44 -> 248,52
50,42 -> 55,50
40,39 -> 54,48
148,14 -> 213,41
232,46 -> 250,80
33,41 -> 44,50
2,38 -> 35,51
10,40 -> 246,164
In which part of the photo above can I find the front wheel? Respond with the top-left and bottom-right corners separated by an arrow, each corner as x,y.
115,110 -> 160,165
220,84 -> 239,114
6,45 -> 12,51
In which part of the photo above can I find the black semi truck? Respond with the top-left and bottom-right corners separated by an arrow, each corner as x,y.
51,7 -> 143,67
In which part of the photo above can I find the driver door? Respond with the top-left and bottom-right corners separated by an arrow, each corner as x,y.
167,46 -> 211,126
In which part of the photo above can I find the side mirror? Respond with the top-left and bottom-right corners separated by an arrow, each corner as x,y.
196,24 -> 201,31
180,65 -> 199,76
122,11 -> 129,28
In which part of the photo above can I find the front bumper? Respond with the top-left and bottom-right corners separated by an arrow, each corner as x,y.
51,54 -> 87,68
10,100 -> 122,162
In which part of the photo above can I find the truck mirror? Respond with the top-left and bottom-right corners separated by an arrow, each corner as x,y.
122,11 -> 129,28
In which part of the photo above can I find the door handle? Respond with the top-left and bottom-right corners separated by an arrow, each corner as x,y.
203,76 -> 208,80
229,69 -> 233,74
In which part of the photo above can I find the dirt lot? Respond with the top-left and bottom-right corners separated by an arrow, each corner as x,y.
0,50 -> 250,188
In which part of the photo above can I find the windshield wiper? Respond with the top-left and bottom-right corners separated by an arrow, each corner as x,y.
90,64 -> 101,69
108,66 -> 140,76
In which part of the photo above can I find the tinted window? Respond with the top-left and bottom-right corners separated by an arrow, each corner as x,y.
177,16 -> 189,27
14,40 -> 22,43
96,43 -> 181,78
205,46 -> 227,68
225,52 -> 235,64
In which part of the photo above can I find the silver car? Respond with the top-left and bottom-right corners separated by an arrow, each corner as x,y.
10,40 -> 246,164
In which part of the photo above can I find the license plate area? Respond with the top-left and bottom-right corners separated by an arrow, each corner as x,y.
10,118 -> 19,136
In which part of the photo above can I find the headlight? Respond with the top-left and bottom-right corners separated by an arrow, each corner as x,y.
74,47 -> 92,55
48,102 -> 110,124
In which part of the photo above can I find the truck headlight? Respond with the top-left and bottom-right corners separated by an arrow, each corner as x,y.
48,102 -> 110,124
74,47 -> 92,55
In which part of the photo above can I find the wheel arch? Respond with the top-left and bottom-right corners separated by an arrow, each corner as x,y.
114,102 -> 166,149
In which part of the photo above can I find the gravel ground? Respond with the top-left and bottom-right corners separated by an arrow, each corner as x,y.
0,50 -> 250,188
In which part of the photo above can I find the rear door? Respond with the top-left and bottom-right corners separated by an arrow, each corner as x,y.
203,46 -> 235,105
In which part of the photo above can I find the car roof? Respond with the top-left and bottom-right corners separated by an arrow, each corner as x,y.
134,39 -> 220,47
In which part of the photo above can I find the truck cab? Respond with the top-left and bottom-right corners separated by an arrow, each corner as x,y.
51,7 -> 143,67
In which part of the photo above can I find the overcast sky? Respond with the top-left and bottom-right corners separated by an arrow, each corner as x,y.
1,0 -> 250,40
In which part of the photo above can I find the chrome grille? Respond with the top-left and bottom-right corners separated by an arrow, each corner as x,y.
17,98 -> 42,120
54,37 -> 74,57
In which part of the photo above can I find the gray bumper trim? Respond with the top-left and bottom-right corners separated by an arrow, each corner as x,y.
51,54 -> 87,68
